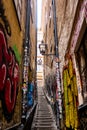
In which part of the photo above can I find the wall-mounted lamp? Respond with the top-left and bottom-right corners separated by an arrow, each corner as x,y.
39,40 -> 55,56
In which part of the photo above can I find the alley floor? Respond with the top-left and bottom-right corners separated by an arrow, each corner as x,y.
31,86 -> 57,130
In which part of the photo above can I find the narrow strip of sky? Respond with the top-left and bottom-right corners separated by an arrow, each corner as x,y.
37,0 -> 42,29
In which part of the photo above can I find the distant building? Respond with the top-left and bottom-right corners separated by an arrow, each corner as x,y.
37,29 -> 44,86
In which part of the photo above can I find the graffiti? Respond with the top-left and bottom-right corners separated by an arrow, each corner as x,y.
56,62 -> 62,117
0,24 -> 19,122
27,82 -> 34,107
55,62 -> 62,130
12,44 -> 21,63
63,56 -> 79,130
22,46 -> 29,119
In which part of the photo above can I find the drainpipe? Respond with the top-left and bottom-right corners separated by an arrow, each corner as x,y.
52,0 -> 62,129
21,0 -> 31,123
34,0 -> 37,100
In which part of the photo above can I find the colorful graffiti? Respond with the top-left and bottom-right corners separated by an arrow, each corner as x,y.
63,56 -> 78,130
27,82 -> 34,107
22,46 -> 29,120
50,61 -> 62,129
0,24 -> 19,121
12,44 -> 21,64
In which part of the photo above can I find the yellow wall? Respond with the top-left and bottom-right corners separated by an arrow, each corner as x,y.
0,0 -> 24,129
3,0 -> 22,55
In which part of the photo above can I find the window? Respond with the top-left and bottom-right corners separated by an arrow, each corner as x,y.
76,29 -> 87,103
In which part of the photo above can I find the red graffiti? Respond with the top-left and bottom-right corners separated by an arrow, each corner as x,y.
0,64 -> 6,90
0,26 -> 19,118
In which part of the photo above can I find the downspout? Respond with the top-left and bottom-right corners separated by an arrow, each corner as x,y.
21,0 -> 31,123
52,0 -> 62,129
34,0 -> 37,100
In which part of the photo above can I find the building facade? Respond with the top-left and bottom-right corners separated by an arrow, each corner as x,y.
37,29 -> 44,86
21,0 -> 37,123
0,0 -> 24,129
41,0 -> 87,129
0,0 -> 37,129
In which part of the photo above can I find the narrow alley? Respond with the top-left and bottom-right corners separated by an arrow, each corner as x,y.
31,86 -> 57,130
0,0 -> 87,130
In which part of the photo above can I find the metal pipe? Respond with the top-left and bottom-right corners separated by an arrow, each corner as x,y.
25,0 -> 31,47
35,0 -> 37,100
52,0 -> 59,57
21,0 -> 31,123
52,0 -> 62,129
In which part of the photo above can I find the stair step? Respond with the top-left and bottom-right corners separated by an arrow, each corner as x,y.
34,122 -> 56,125
34,119 -> 56,123
37,112 -> 50,113
36,113 -> 51,115
37,108 -> 49,110
35,117 -> 53,120
33,118 -> 55,121
36,115 -> 52,117
32,128 -> 57,130
31,86 -> 57,130
32,124 -> 57,128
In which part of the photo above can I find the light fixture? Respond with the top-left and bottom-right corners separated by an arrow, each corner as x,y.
39,40 -> 47,55
39,40 -> 54,56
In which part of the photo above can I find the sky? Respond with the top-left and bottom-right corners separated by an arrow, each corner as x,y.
37,0 -> 42,29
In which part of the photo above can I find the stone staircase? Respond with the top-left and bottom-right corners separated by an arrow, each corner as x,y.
31,86 -> 57,130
